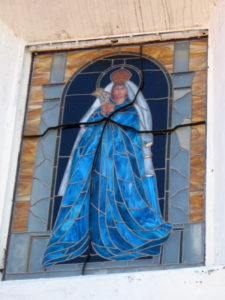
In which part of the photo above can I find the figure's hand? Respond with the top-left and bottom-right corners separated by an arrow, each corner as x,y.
101,102 -> 114,115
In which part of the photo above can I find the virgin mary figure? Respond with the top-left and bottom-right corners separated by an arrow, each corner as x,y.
42,69 -> 172,269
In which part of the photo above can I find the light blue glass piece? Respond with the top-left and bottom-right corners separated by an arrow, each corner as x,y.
30,178 -> 50,205
162,230 -> 181,264
183,223 -> 204,263
29,198 -> 49,223
40,131 -> 57,162
172,108 -> 184,127
33,159 -> 53,187
174,42 -> 189,72
174,88 -> 191,101
174,93 -> 191,119
170,133 -> 180,158
169,169 -> 189,197
35,142 -> 45,167
6,233 -> 30,273
172,72 -> 194,88
170,188 -> 189,215
176,126 -> 191,151
50,53 -> 67,83
29,237 -> 49,272
43,84 -> 65,100
170,149 -> 190,178
39,101 -> 60,134
27,210 -> 47,232
169,204 -> 189,223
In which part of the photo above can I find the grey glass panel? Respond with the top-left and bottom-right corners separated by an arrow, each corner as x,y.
172,73 -> 194,88
29,198 -> 49,223
39,131 -> 57,162
169,169 -> 189,196
174,93 -> 191,119
174,88 -> 191,101
33,159 -> 53,187
183,223 -> 204,263
171,149 -> 190,177
6,233 -> 30,273
162,230 -> 181,264
174,42 -> 189,72
43,84 -> 65,100
172,109 -> 184,127
27,210 -> 47,232
169,204 -> 189,223
176,127 -> 191,151
170,133 -> 180,157
50,53 -> 67,83
35,142 -> 45,167
29,237 -> 48,272
170,188 -> 189,214
39,101 -> 60,134
30,178 -> 50,205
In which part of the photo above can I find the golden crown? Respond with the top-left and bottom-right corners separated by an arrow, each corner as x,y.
110,69 -> 131,83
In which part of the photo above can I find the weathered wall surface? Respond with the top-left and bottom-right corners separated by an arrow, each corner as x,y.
206,0 -> 225,266
0,19 -> 28,272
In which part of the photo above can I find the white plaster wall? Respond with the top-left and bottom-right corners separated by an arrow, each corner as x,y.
0,266 -> 225,300
0,19 -> 29,272
206,0 -> 225,266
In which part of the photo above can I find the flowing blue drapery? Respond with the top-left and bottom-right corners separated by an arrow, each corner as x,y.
42,99 -> 172,268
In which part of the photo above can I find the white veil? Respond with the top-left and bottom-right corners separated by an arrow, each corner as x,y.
58,80 -> 155,196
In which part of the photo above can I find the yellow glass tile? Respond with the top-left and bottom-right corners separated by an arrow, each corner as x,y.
17,138 -> 37,201
192,96 -> 206,122
28,85 -> 44,110
64,50 -> 99,82
120,46 -> 140,54
32,54 -> 52,85
190,155 -> 205,190
24,85 -> 44,135
143,43 -> 174,72
99,47 -> 120,57
190,190 -> 204,222
17,168 -> 33,201
20,138 -> 38,168
191,125 -> 205,155
192,71 -> 207,96
24,108 -> 42,135
12,202 -> 30,233
189,39 -> 207,71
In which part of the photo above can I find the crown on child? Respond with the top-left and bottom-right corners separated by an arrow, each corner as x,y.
110,69 -> 131,83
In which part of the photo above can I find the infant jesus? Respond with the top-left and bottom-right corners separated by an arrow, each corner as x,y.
93,88 -> 115,115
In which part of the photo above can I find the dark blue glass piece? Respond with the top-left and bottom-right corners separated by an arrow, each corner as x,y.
52,196 -> 63,228
67,73 -> 100,95
55,158 -> 69,194
155,169 -> 165,199
142,71 -> 168,99
148,99 -> 168,130
63,95 -> 96,124
114,59 -> 125,65
152,135 -> 167,169
82,60 -> 112,73
125,58 -> 160,70
59,128 -> 79,156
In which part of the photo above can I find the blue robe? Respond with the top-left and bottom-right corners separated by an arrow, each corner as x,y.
42,99 -> 172,268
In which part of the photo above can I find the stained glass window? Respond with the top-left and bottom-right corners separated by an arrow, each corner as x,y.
5,39 -> 207,279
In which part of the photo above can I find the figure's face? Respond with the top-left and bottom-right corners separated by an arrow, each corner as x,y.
111,83 -> 127,104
